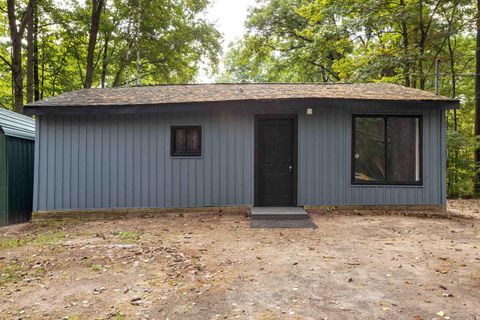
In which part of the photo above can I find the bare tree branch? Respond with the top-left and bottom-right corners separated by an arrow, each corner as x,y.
0,53 -> 12,68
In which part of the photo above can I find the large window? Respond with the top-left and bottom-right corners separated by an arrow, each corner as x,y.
171,126 -> 202,157
352,115 -> 421,185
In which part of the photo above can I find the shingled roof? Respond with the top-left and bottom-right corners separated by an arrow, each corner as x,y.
25,83 -> 457,108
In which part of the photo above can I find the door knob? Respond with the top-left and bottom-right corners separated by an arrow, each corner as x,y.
288,165 -> 293,173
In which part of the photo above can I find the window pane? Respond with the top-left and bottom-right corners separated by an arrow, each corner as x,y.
354,117 -> 385,182
186,128 -> 200,153
174,128 -> 185,154
171,126 -> 201,156
386,117 -> 420,182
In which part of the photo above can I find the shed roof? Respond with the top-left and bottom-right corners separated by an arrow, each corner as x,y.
25,83 -> 458,113
0,108 -> 35,140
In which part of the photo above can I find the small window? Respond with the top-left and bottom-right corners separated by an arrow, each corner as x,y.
352,115 -> 422,185
171,126 -> 201,157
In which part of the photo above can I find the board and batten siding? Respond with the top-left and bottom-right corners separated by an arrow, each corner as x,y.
297,106 -> 446,206
33,103 -> 446,212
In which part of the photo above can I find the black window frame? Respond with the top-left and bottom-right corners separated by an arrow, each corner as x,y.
351,114 -> 423,186
170,126 -> 202,157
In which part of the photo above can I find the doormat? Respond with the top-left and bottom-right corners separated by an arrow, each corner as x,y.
250,218 -> 317,229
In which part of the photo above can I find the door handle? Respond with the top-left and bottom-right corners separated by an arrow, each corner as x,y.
288,165 -> 293,173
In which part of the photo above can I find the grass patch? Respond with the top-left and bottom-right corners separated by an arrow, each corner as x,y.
149,277 -> 163,286
33,219 -> 67,229
110,309 -> 129,320
0,238 -> 22,250
0,231 -> 65,250
0,259 -> 47,286
88,263 -> 102,272
112,313 -> 127,320
0,261 -> 25,285
114,231 -> 142,244
323,206 -> 337,213
80,258 -> 102,272
31,232 -> 65,245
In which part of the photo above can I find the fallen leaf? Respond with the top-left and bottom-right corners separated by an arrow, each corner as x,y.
436,311 -> 445,317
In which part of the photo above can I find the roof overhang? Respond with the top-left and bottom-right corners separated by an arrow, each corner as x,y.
24,97 -> 459,116
0,108 -> 35,140
0,126 -> 36,140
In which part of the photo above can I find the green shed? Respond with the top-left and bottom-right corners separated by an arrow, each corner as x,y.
0,109 -> 35,226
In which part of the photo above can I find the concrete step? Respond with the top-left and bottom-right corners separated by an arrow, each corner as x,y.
251,219 -> 317,228
251,207 -> 309,220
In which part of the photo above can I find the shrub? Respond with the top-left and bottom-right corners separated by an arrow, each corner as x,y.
446,129 -> 480,198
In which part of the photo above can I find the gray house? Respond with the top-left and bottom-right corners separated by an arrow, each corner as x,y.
24,83 -> 458,214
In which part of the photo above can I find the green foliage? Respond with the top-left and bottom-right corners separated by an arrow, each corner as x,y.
447,129 -> 480,198
0,0 -> 221,109
87,263 -> 102,271
0,238 -> 21,250
32,231 -> 66,246
0,231 -> 65,249
220,0 -> 353,82
222,0 -> 475,87
114,230 -> 142,243
0,261 -> 25,285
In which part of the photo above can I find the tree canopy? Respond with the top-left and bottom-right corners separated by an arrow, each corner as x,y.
222,0 -> 475,87
0,0 -> 221,110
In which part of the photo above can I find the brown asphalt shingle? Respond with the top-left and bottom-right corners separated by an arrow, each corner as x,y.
26,83 -> 454,108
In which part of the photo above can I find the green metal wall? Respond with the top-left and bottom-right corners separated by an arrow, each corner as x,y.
0,134 -> 34,226
0,135 -> 7,225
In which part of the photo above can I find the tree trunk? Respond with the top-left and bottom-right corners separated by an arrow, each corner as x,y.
40,37 -> 45,99
26,3 -> 34,104
447,36 -> 457,130
101,33 -> 109,88
125,18 -> 132,86
399,0 -> 410,87
112,64 -> 125,87
475,0 -> 480,195
84,0 -> 105,88
33,3 -> 40,101
7,0 -> 34,113
136,0 -> 141,86
11,37 -> 23,113
418,0 -> 426,90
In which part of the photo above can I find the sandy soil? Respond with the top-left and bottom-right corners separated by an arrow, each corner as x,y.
0,200 -> 479,320
447,199 -> 480,218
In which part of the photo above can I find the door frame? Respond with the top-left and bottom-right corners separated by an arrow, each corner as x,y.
254,114 -> 298,207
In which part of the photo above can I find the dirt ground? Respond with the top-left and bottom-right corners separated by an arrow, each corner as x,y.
0,200 -> 479,320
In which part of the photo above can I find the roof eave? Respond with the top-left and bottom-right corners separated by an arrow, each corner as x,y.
23,97 -> 459,116
446,99 -> 460,110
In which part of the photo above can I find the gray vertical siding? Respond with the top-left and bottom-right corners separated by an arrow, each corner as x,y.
33,103 -> 446,211
34,109 -> 255,211
297,106 -> 446,206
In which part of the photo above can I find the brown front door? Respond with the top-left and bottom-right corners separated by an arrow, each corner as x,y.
255,115 -> 297,207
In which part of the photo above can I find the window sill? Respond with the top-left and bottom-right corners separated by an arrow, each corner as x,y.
170,156 -> 204,160
349,184 -> 424,188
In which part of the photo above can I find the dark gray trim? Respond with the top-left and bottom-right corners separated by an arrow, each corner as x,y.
24,98 -> 459,116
